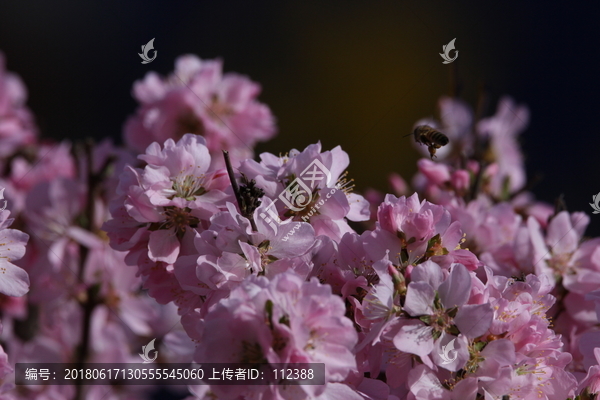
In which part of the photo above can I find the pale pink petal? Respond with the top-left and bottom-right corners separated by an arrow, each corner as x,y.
148,230 -> 180,263
0,260 -> 29,297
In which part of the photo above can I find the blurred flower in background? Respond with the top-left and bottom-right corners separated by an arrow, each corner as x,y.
123,55 -> 277,169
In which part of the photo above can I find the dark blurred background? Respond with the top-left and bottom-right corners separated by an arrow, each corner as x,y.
1,0 -> 599,238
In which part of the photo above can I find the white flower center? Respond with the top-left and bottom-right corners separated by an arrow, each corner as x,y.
172,174 -> 206,200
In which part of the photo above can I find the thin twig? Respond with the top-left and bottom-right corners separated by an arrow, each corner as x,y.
223,150 -> 258,231
74,140 -> 100,400
467,160 -> 488,202
474,82 -> 489,123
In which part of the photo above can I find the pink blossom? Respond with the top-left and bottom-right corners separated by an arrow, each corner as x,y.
84,244 -> 158,338
577,348 -> 600,395
389,173 -> 409,197
124,55 -> 276,168
484,267 -> 578,398
24,178 -> 103,270
417,158 -> 451,186
1,142 -> 75,213
476,96 -> 529,195
353,259 -> 402,351
0,210 -> 29,296
365,193 -> 478,270
449,200 -> 535,278
210,198 -> 316,259
395,263 -> 492,370
309,232 -> 376,299
529,211 -> 600,294
238,142 -> 370,242
104,134 -> 229,265
0,52 -> 37,158
0,343 -> 14,395
195,272 -> 357,399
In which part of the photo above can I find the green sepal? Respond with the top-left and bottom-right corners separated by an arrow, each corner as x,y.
446,306 -> 458,318
473,341 -> 486,352
447,324 -> 460,336
279,314 -> 290,327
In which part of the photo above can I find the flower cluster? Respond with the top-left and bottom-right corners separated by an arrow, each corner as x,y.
124,55 -> 277,169
0,52 -> 37,158
0,51 -> 598,400
366,96 -> 600,399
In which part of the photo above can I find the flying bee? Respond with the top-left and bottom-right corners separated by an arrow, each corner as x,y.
405,125 -> 449,159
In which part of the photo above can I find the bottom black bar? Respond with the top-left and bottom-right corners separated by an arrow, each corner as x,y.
15,363 -> 325,386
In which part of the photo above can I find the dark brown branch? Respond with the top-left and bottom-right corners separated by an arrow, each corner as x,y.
223,150 -> 258,231
74,140 -> 102,400
466,161 -> 488,203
